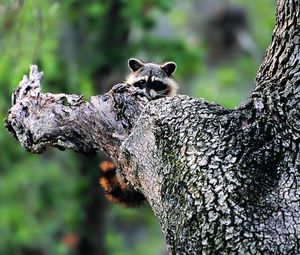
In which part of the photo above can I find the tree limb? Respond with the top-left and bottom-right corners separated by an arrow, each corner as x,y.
4,65 -> 148,157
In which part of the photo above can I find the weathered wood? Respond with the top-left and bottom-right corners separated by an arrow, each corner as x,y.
4,65 -> 149,157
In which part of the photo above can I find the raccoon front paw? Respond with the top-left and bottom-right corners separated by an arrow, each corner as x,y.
99,161 -> 146,207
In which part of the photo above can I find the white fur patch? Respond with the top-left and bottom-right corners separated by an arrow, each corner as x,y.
165,77 -> 178,96
125,74 -> 148,85
150,89 -> 156,98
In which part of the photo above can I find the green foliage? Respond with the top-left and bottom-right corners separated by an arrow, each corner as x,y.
105,206 -> 166,255
232,0 -> 275,48
0,151 -> 87,255
0,0 -> 275,254
191,56 -> 258,108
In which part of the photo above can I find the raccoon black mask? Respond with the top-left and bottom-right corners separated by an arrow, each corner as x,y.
125,58 -> 178,99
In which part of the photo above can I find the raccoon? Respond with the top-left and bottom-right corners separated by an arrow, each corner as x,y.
99,161 -> 146,207
125,58 -> 178,99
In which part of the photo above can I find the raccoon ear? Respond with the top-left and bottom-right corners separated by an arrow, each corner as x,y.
161,61 -> 177,76
128,58 -> 144,72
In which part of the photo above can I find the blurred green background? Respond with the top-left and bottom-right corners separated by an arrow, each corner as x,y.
0,0 -> 275,254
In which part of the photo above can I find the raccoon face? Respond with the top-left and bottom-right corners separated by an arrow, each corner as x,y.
126,58 -> 178,99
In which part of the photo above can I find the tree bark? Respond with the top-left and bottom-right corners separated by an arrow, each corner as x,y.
4,0 -> 300,254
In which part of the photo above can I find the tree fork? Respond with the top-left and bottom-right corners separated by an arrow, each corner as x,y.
4,0 -> 300,254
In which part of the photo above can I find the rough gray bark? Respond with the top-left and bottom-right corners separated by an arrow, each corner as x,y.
4,0 -> 300,254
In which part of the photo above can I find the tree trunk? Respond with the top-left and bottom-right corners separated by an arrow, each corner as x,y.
4,0 -> 300,254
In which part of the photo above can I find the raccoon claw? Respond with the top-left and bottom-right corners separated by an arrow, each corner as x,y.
112,83 -> 128,93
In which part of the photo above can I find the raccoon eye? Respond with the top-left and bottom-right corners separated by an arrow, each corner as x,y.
133,80 -> 146,89
153,81 -> 167,91
139,80 -> 146,85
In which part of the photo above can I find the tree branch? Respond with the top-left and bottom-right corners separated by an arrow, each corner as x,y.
255,0 -> 300,85
4,65 -> 149,157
